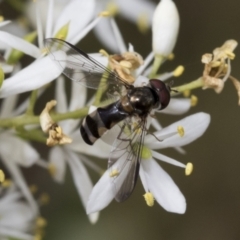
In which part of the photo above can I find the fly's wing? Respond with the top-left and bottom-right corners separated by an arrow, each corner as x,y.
45,38 -> 128,90
107,117 -> 147,202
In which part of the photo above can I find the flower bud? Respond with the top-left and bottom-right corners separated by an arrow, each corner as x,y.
152,0 -> 179,56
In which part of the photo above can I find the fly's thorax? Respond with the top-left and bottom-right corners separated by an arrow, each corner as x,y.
126,87 -> 157,116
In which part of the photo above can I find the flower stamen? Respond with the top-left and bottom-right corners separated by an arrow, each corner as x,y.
143,192 -> 154,207
185,163 -> 193,176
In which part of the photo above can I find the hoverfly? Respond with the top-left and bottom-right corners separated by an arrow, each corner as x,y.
45,38 -> 171,202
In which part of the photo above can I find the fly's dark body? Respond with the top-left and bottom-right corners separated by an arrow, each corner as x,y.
81,82 -> 170,145
45,38 -> 171,202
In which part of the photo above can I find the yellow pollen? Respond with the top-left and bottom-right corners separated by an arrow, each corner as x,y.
36,217 -> 47,228
29,184 -> 38,194
173,65 -> 184,77
225,50 -> 235,60
39,193 -> 50,205
120,60 -> 132,69
191,95 -> 198,106
0,170 -> 5,183
211,61 -> 221,68
167,53 -> 175,60
99,49 -> 109,57
2,179 -> 12,188
183,89 -> 191,97
137,13 -> 148,34
34,234 -> 42,240
48,163 -> 56,177
106,2 -> 119,16
177,126 -> 184,137
99,11 -> 111,17
0,16 -> 4,22
109,169 -> 119,177
143,192 -> 154,207
185,162 -> 193,176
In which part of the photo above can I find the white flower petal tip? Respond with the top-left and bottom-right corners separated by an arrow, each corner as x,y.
86,170 -> 115,214
141,159 -> 186,214
0,55 -> 64,98
152,0 -> 180,56
88,212 -> 100,225
146,112 -> 211,149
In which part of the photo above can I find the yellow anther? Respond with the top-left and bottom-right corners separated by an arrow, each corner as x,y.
191,95 -> 198,107
2,179 -> 12,188
48,163 -> 56,177
99,49 -> 109,57
143,192 -> 154,207
225,50 -> 235,60
0,170 -> 5,183
173,65 -> 184,77
99,11 -> 111,17
120,60 -> 132,69
183,89 -> 191,98
137,13 -> 148,34
167,53 -> 175,60
36,217 -> 47,228
39,193 -> 50,205
177,126 -> 184,137
185,162 -> 193,176
109,169 -> 119,177
106,2 -> 119,16
0,16 -> 4,22
210,61 -> 221,68
29,184 -> 38,194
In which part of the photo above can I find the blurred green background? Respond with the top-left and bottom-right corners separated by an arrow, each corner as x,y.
2,0 -> 240,239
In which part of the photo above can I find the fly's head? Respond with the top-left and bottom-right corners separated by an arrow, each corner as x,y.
149,79 -> 171,110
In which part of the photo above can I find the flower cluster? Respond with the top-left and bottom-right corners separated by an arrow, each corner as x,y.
0,0 -> 238,239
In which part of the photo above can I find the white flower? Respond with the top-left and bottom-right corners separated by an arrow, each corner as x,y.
152,0 -> 180,56
87,112 -> 210,214
43,77 -> 111,224
0,0 -> 101,98
94,0 -> 156,52
0,95 -> 40,215
0,185 -> 37,240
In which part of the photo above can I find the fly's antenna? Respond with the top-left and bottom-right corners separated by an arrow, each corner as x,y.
167,80 -> 178,93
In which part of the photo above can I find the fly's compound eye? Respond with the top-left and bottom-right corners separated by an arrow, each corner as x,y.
149,79 -> 171,110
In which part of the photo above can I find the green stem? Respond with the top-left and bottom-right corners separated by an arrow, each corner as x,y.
93,68 -> 110,106
26,90 -> 38,115
149,55 -> 164,78
174,77 -> 204,93
0,107 -> 89,128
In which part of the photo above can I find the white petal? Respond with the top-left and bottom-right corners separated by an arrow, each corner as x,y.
160,98 -> 191,115
0,55 -> 63,98
152,0 -> 179,56
0,20 -> 11,28
53,0 -> 95,42
0,227 -> 33,240
0,31 -> 41,58
87,154 -> 129,214
55,76 -> 67,113
68,131 -> 111,158
145,112 -> 211,149
65,150 -> 99,223
0,153 -> 38,215
116,0 -> 155,26
141,158 -> 186,213
94,19 -> 120,52
0,132 -> 39,166
49,147 -> 66,183
87,170 -> 115,214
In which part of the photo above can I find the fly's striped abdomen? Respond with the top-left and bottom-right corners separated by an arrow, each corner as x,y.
80,101 -> 129,145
